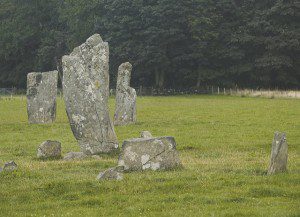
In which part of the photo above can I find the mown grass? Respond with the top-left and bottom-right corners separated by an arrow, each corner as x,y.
0,95 -> 299,217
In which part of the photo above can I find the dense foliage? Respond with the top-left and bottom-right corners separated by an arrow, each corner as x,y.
0,0 -> 299,89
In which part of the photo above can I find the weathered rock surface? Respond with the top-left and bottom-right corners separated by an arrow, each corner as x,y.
62,34 -> 118,154
118,136 -> 181,172
37,140 -> 61,159
27,71 -> 58,124
3,161 -> 18,172
63,152 -> 88,161
268,132 -> 288,175
114,62 -> 137,125
140,131 -> 153,138
97,166 -> 124,180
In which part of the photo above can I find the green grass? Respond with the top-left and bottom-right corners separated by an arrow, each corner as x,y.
0,95 -> 299,217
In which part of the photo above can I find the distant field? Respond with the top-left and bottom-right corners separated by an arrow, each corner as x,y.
0,95 -> 299,217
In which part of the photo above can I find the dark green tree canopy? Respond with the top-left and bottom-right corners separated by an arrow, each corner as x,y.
0,0 -> 299,89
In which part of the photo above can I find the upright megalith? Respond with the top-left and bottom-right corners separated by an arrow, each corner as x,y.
268,132 -> 288,175
114,62 -> 137,125
62,34 -> 118,154
27,71 -> 58,124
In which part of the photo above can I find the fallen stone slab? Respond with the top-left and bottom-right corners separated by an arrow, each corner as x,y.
62,34 -> 118,154
114,62 -> 137,125
97,166 -> 124,180
3,161 -> 18,172
118,136 -> 181,172
63,152 -> 88,161
140,131 -> 153,138
37,140 -> 61,159
63,152 -> 102,161
27,71 -> 58,124
268,132 -> 288,175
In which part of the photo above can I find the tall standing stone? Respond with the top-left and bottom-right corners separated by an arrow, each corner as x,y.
62,34 -> 118,154
27,71 -> 58,124
114,62 -> 137,125
268,132 -> 288,175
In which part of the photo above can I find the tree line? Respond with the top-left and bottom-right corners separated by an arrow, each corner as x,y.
0,0 -> 299,89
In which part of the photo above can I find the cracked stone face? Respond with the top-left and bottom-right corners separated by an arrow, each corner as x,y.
62,34 -> 118,154
27,71 -> 58,124
114,62 -> 137,126
268,132 -> 288,175
118,136 -> 181,172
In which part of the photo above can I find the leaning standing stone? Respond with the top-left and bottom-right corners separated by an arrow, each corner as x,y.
114,62 -> 137,125
118,136 -> 181,172
27,71 -> 58,124
62,34 -> 118,154
268,132 -> 288,175
37,140 -> 61,159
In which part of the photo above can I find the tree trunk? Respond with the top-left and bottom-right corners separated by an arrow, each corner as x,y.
155,69 -> 165,88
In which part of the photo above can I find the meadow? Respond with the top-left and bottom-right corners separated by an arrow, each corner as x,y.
0,95 -> 299,217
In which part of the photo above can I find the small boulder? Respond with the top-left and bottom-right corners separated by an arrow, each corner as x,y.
63,152 -> 88,161
97,166 -> 124,180
268,132 -> 288,175
3,161 -> 18,172
37,140 -> 61,159
118,136 -> 181,172
140,131 -> 153,138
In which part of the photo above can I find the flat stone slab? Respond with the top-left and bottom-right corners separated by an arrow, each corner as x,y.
118,136 -> 181,172
63,152 -> 101,161
63,152 -> 88,161
97,166 -> 124,180
268,132 -> 288,175
62,34 -> 118,154
27,71 -> 58,124
37,140 -> 61,159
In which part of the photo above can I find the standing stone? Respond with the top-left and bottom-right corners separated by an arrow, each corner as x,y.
62,34 -> 118,154
114,62 -> 137,125
27,71 -> 58,124
268,132 -> 288,175
118,136 -> 182,172
37,140 -> 61,159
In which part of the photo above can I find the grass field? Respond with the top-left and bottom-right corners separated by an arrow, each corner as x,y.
0,95 -> 299,217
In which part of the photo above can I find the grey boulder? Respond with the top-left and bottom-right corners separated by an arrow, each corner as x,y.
118,136 -> 181,172
268,132 -> 288,175
140,131 -> 153,138
37,140 -> 61,159
3,161 -> 18,172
